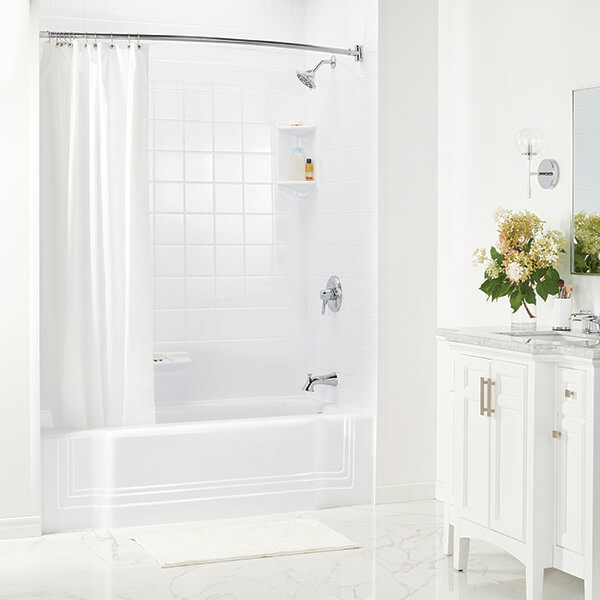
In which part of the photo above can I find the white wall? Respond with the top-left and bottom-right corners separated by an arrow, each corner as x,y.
376,0 -> 439,502
438,0 -> 600,328
0,0 -> 40,538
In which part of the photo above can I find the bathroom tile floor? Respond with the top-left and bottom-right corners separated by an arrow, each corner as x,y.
0,500 -> 584,599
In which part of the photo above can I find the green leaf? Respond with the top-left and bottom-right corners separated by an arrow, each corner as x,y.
490,246 -> 504,263
509,291 -> 523,312
537,280 -> 549,301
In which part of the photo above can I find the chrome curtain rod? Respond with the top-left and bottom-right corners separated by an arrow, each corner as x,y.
40,31 -> 363,61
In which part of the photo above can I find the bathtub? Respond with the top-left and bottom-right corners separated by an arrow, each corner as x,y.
41,397 -> 373,533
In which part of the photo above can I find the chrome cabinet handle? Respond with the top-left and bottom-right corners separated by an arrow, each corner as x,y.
565,389 -> 575,399
552,430 -> 562,439
486,379 -> 495,416
480,377 -> 486,416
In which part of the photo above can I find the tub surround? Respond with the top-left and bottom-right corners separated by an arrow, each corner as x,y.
437,327 -> 600,600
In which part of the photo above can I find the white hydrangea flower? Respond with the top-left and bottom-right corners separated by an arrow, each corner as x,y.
506,261 -> 524,283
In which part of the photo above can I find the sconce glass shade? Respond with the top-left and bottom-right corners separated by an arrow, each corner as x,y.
514,128 -> 544,157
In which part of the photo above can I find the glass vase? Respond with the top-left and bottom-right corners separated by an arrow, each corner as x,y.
511,301 -> 537,332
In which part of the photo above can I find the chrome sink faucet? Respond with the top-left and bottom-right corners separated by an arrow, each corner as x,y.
302,372 -> 338,392
570,310 -> 600,333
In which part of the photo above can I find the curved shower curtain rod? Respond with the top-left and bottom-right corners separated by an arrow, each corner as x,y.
39,31 -> 363,61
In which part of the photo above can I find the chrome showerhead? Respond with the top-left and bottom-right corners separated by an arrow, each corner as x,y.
296,55 -> 336,90
296,69 -> 316,89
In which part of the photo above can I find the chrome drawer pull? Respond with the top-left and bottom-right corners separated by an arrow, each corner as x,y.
565,389 -> 575,399
552,430 -> 562,439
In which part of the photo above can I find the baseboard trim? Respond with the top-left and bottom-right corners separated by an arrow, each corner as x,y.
375,482 -> 436,504
0,515 -> 41,540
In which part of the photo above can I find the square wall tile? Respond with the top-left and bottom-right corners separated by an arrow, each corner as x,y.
154,278 -> 185,309
185,153 -> 213,182
155,214 -> 184,244
216,277 -> 245,307
245,215 -> 273,244
154,151 -> 183,181
187,309 -> 217,341
215,215 -> 244,244
186,214 -> 214,244
184,90 -> 213,121
245,185 -> 272,213
185,122 -> 213,152
154,89 -> 183,120
215,184 -> 243,213
186,246 -> 215,276
214,123 -> 242,152
154,183 -> 184,213
186,183 -> 213,213
214,153 -> 242,182
154,246 -> 184,277
243,124 -> 271,153
154,120 -> 183,151
186,278 -> 215,309
216,246 -> 244,276
244,154 -> 272,183
245,246 -> 274,275
243,93 -> 269,123
155,310 -> 186,343
214,90 -> 242,121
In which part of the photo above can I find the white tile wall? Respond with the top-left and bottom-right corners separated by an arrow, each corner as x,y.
146,43 -> 306,402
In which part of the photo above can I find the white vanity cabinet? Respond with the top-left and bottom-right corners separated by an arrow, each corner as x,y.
457,355 -> 527,541
437,330 -> 600,600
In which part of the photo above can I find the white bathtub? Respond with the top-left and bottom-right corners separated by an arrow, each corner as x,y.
41,397 -> 373,533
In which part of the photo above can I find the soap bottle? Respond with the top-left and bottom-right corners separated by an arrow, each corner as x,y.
290,146 -> 306,181
305,158 -> 314,181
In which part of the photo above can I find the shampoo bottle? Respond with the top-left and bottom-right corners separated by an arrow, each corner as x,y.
290,146 -> 306,181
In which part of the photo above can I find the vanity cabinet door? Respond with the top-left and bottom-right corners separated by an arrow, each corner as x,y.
555,367 -> 586,556
489,360 -> 527,541
456,355 -> 491,528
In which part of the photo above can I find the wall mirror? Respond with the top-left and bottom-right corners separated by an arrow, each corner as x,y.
573,86 -> 600,274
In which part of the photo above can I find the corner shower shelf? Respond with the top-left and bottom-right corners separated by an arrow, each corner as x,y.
276,180 -> 317,198
276,123 -> 316,138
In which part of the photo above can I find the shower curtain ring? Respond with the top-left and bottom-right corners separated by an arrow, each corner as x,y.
128,33 -> 131,48
110,32 -> 114,48
137,33 -> 141,48
93,32 -> 97,48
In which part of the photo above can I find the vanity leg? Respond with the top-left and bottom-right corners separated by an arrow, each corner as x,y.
443,504 -> 454,556
444,522 -> 454,556
452,535 -> 469,571
525,560 -> 544,600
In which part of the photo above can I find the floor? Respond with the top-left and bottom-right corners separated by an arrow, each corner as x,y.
0,501 -> 584,599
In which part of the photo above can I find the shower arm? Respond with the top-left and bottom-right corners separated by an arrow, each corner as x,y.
40,31 -> 363,61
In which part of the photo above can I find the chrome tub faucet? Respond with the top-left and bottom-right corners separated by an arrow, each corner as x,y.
302,372 -> 338,392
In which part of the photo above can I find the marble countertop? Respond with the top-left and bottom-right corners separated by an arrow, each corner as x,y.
437,327 -> 600,359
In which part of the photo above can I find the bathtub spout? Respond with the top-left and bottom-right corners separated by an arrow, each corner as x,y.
302,372 -> 338,392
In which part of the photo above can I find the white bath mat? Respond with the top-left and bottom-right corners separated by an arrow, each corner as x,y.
127,517 -> 360,567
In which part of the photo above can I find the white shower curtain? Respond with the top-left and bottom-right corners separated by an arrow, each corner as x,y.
40,40 -> 154,429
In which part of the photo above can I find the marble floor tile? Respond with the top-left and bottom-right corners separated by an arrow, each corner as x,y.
0,501 -> 584,599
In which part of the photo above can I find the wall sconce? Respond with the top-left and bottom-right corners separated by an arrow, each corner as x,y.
514,128 -> 559,199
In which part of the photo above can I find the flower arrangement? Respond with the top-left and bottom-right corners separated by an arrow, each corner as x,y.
573,211 -> 600,273
473,209 -> 566,316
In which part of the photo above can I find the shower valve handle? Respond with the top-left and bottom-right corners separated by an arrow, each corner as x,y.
319,275 -> 342,316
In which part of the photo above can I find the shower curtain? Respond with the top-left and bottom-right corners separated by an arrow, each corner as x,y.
40,40 -> 154,429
